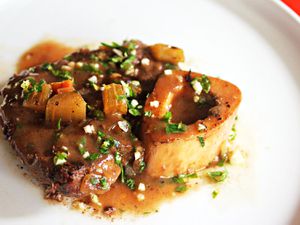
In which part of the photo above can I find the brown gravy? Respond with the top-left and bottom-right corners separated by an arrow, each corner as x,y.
17,40 -> 74,73
81,175 -> 181,215
16,40 -> 217,217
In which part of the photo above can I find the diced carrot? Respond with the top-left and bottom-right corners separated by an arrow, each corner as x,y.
102,83 -> 127,115
57,86 -> 75,94
51,80 -> 73,94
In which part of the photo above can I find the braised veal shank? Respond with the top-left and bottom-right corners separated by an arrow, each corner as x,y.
0,40 -> 241,203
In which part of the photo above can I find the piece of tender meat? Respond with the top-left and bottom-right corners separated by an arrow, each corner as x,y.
142,70 -> 241,177
50,116 -> 143,197
80,154 -> 121,195
0,39 -> 175,199
0,69 -> 140,199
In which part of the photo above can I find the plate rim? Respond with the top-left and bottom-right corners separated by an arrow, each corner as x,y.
0,1 -> 300,225
271,0 -> 300,23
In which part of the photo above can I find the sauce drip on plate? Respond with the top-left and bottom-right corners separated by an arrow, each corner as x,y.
17,40 -> 74,73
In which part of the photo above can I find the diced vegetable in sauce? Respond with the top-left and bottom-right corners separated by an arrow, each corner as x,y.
23,83 -> 52,112
50,80 -> 74,94
45,92 -> 86,124
80,154 -> 121,195
102,83 -> 127,115
150,43 -> 185,64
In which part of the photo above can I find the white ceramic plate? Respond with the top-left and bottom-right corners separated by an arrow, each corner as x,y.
0,0 -> 300,224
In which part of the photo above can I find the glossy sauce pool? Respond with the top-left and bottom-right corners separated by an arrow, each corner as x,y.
77,175 -> 187,216
17,40 -> 74,73
17,40 -> 206,217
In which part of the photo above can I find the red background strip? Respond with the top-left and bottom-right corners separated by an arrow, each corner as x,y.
282,0 -> 300,15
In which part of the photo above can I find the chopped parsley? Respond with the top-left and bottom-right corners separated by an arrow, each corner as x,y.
129,108 -> 141,116
101,42 -> 122,49
20,79 -> 31,92
175,184 -> 187,193
114,151 -> 122,166
88,152 -> 100,161
101,40 -> 136,53
90,54 -> 99,62
96,131 -> 116,154
121,81 -> 136,98
87,104 -> 94,110
207,169 -> 228,182
198,136 -> 205,147
139,161 -> 146,172
144,111 -> 152,117
162,112 -> 186,134
81,63 -> 101,73
89,133 -> 117,160
212,190 -> 219,199
90,176 -> 109,190
126,178 -> 135,190
118,164 -> 126,185
90,176 -> 100,185
172,173 -> 198,183
100,177 -> 109,190
200,75 -> 211,93
78,137 -> 90,158
97,130 -> 105,140
165,63 -> 176,70
41,63 -> 72,80
63,54 -> 73,61
99,138 -> 114,154
78,137 -> 87,154
90,82 -> 100,91
128,99 -> 142,116
172,173 -> 197,193
172,177 -> 184,184
217,156 -> 227,167
57,118 -> 61,130
120,55 -> 135,71
166,122 -> 186,134
34,80 -> 46,92
228,124 -> 237,141
190,75 -> 211,95
101,41 -> 137,75
113,139 -> 120,148
116,95 -> 127,101
114,152 -> 137,190
101,61 -> 109,68
111,55 -> 123,63
93,110 -> 104,120
21,78 -> 46,100
119,165 -> 126,183
28,67 -> 35,73
53,152 -> 68,166
163,111 -> 172,122
114,152 -> 125,183
126,41 -> 137,52
191,79 -> 202,95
